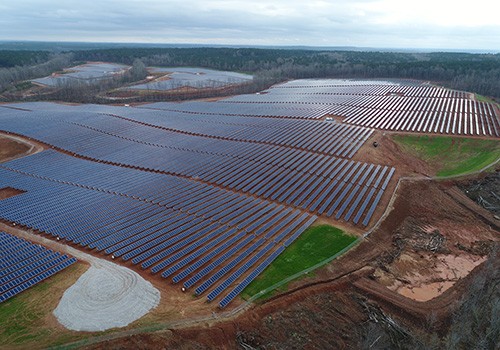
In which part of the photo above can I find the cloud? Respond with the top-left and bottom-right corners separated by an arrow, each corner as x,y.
0,0 -> 499,50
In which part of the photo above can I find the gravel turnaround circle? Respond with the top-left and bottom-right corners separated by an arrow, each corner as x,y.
53,258 -> 160,332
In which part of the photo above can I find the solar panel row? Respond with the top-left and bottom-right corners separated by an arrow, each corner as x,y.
261,81 -> 466,98
0,103 -> 371,157
139,101 -> 331,120
335,98 -> 499,137
0,231 -> 77,303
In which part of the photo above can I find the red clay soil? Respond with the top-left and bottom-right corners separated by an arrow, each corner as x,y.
353,131 -> 433,177
0,187 -> 26,200
0,136 -> 31,162
83,178 -> 499,349
85,276 -> 368,350
0,132 -> 46,162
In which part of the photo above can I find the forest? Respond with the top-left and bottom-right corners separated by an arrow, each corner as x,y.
0,47 -> 499,101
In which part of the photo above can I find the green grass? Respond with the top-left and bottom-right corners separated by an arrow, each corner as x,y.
0,280 -> 53,344
0,263 -> 89,348
475,94 -> 498,105
241,225 -> 356,299
394,135 -> 500,177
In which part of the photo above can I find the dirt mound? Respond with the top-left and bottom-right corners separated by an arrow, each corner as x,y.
353,131 -> 433,177
54,262 -> 160,332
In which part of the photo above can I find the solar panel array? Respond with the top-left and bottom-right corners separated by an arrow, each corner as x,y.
32,63 -> 129,87
0,79 -> 412,307
0,151 -> 316,307
0,102 -> 371,156
124,67 -> 253,91
139,101 -> 331,120
0,231 -> 77,303
0,105 -> 391,226
332,97 -> 500,136
221,79 -> 499,137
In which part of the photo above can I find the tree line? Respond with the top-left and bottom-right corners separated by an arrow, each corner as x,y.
0,47 -> 499,102
0,53 -> 73,96
70,48 -> 500,99
0,50 -> 51,68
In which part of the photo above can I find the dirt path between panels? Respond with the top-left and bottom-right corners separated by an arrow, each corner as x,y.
0,223 -> 161,332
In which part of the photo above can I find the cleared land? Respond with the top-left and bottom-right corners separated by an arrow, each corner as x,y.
0,136 -> 31,163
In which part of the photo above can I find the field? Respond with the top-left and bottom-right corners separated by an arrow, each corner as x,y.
0,263 -> 89,349
242,224 -> 356,298
0,77 -> 498,349
394,135 -> 500,176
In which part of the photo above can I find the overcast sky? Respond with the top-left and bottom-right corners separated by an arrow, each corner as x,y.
1,0 -> 499,51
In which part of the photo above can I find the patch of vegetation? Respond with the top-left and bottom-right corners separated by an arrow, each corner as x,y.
242,225 -> 356,299
0,50 -> 50,68
0,263 -> 89,348
475,93 -> 498,105
14,81 -> 33,91
394,135 -> 500,177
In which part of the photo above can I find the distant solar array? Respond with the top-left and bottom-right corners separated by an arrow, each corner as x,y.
221,79 -> 499,137
267,79 -> 468,98
139,101 -> 331,120
32,62 -> 129,87
0,231 -> 77,303
273,79 -> 423,88
124,67 -> 252,91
